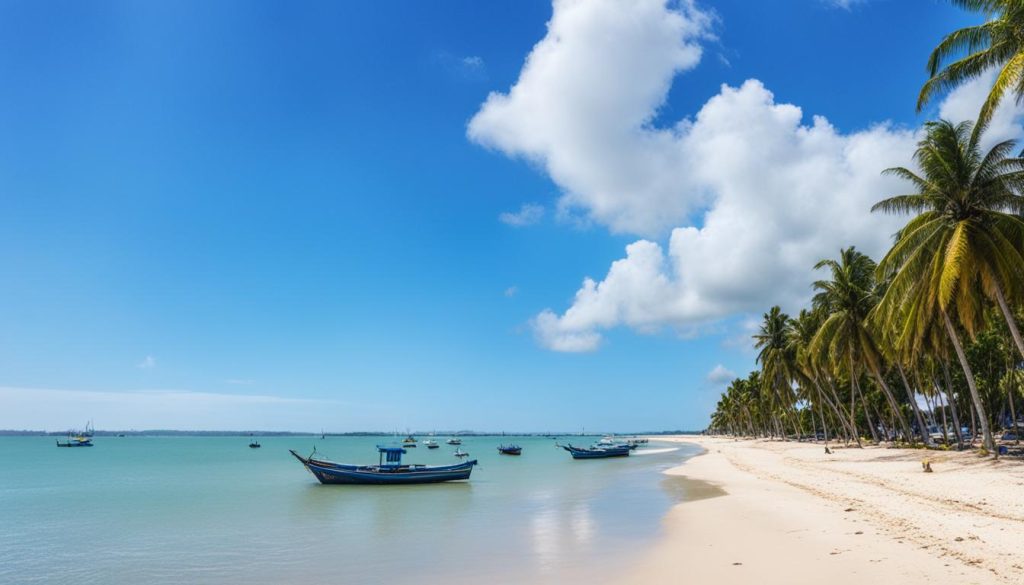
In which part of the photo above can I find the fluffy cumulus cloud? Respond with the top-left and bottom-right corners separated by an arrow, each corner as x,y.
469,0 -> 1024,352
469,0 -> 712,236
706,364 -> 736,385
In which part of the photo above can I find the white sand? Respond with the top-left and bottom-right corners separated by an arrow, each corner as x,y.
614,437 -> 1024,584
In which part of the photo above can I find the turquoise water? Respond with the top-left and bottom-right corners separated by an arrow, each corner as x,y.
0,436 -> 699,584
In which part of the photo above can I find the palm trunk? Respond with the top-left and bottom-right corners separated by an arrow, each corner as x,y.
823,375 -> 861,446
937,387 -> 950,445
993,281 -> 1024,362
940,362 -> 964,449
1008,378 -> 1019,445
942,309 -> 995,453
867,361 -> 913,445
820,399 -> 830,446
814,376 -> 857,443
897,362 -> 930,445
855,378 -> 879,443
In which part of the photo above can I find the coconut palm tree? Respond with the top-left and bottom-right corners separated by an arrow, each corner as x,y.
787,309 -> 859,445
754,306 -> 802,438
918,1 -> 1024,131
874,119 -> 1024,358
871,119 -> 1024,451
810,247 -> 915,444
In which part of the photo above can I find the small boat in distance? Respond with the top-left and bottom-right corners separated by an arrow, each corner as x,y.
423,439 -> 439,449
560,443 -> 630,459
453,447 -> 469,458
446,437 -> 462,445
290,446 -> 477,485
56,423 -> 94,447
403,433 -> 418,447
497,444 -> 522,455
56,433 -> 93,448
249,440 -> 261,448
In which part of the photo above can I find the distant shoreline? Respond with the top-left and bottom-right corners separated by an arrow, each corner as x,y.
0,429 -> 704,437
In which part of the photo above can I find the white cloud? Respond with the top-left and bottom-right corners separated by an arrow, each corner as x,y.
469,0 -> 713,236
937,68 -> 1024,150
504,286 -> 519,297
499,203 -> 545,227
137,355 -> 156,369
533,310 -> 603,352
470,0 -> 1024,352
463,55 -> 484,69
706,364 -> 736,385
225,379 -> 254,385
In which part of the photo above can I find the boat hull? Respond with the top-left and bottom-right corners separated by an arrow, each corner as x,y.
562,445 -> 630,459
290,450 -> 476,485
56,439 -> 92,447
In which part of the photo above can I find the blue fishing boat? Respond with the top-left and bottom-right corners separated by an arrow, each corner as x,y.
290,446 -> 477,485
56,435 -> 93,447
560,443 -> 630,459
56,423 -> 94,447
497,444 -> 522,455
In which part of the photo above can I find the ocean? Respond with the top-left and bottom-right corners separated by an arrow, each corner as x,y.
0,436 -> 701,584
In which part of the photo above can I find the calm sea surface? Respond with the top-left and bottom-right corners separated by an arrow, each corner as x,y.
0,436 -> 701,584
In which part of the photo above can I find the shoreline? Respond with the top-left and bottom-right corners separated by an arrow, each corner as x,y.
614,437 -> 1023,584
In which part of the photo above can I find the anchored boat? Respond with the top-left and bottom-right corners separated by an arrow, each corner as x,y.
560,443 -> 630,459
290,446 -> 477,485
497,444 -> 522,455
56,434 -> 93,447
56,422 -> 94,447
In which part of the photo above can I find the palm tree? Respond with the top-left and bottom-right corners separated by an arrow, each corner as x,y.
875,120 -> 1024,359
787,309 -> 860,445
918,1 -> 1024,131
754,306 -> 802,438
872,119 -> 1024,451
810,247 -> 915,444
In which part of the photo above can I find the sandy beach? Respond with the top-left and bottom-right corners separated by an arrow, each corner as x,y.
617,437 -> 1024,584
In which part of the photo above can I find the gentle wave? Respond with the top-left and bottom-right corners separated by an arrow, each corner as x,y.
631,447 -> 680,455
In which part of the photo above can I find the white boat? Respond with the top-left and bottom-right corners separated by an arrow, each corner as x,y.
446,438 -> 462,445
453,447 -> 469,458
423,439 -> 439,449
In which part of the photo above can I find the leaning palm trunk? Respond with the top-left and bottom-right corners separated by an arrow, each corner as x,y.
866,362 -> 912,444
896,362 -> 930,445
823,375 -> 861,446
993,282 -> 1024,363
850,353 -> 879,443
936,387 -> 950,445
942,310 -> 995,453
855,379 -> 879,443
939,362 -> 965,449
1006,373 -> 1019,445
814,376 -> 858,444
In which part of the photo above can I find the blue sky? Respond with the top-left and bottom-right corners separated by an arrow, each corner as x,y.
0,1 -> 994,431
